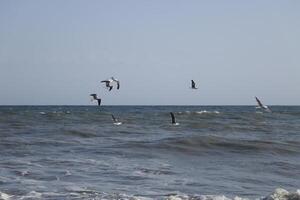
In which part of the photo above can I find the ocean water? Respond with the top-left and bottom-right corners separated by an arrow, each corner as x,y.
0,106 -> 299,200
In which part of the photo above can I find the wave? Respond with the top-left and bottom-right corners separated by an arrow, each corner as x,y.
165,188 -> 300,200
0,192 -> 12,200
152,136 -> 300,155
196,110 -> 220,114
62,128 -> 98,138
177,110 -> 221,115
1,188 -> 299,200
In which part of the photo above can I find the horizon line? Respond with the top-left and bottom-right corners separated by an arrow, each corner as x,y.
0,104 -> 299,106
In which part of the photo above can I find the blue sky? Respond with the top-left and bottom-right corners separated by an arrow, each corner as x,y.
0,0 -> 299,105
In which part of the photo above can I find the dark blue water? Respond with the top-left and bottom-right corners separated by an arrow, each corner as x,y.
0,106 -> 299,199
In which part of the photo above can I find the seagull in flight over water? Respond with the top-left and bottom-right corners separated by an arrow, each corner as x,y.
111,114 -> 122,125
170,112 -> 179,125
101,77 -> 120,91
101,78 -> 113,91
90,94 -> 102,106
191,80 -> 198,89
255,96 -> 271,112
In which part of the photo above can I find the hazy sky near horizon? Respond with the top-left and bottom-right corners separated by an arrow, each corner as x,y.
0,0 -> 299,105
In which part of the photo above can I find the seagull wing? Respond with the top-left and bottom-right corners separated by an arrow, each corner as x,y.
97,99 -> 101,106
111,114 -> 117,122
170,112 -> 176,124
191,80 -> 196,88
90,94 -> 97,100
255,96 -> 264,108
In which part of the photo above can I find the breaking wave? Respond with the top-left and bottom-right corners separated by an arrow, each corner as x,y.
1,188 -> 299,200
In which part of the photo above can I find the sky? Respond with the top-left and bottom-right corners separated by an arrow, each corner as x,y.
0,0 -> 299,105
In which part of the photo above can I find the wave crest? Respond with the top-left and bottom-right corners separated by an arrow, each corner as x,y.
1,188 -> 299,200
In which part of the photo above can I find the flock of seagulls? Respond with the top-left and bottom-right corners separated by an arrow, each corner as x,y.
90,77 -> 120,106
90,78 -> 271,125
90,77 -> 122,124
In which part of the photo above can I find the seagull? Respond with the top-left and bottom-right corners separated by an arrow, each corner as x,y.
111,114 -> 122,125
101,78 -> 113,91
191,80 -> 198,89
111,77 -> 120,90
90,94 -> 102,106
255,96 -> 271,112
170,112 -> 179,125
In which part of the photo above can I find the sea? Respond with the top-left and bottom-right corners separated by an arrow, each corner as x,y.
0,106 -> 299,200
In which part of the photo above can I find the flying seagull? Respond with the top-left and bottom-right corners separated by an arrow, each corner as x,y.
170,112 -> 179,125
101,78 -> 113,91
101,77 -> 120,91
90,94 -> 102,106
255,96 -> 271,112
191,80 -> 198,89
111,114 -> 122,125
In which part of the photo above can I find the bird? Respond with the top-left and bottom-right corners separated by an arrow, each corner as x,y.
101,77 -> 120,91
101,79 -> 113,91
90,94 -> 102,106
170,112 -> 179,125
191,80 -> 198,89
111,114 -> 122,125
255,96 -> 271,112
111,77 -> 120,90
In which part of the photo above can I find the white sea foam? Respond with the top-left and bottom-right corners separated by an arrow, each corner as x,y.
20,170 -> 29,176
166,188 -> 300,200
19,191 -> 42,199
262,188 -> 300,200
1,188 -> 299,200
180,110 -> 220,115
196,110 -> 208,114
0,192 -> 13,200
196,110 -> 220,114
65,170 -> 71,176
166,194 -> 232,200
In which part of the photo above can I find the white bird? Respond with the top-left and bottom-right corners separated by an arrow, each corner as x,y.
255,96 -> 271,112
111,114 -> 122,125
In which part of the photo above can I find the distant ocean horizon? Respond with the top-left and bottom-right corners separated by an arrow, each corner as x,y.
0,105 -> 299,199
1,104 -> 300,107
